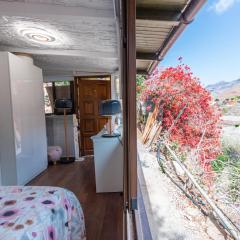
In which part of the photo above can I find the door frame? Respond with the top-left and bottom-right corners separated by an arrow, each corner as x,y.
120,0 -> 138,238
74,75 -> 111,157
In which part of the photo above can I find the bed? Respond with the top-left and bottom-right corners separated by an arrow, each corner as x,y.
0,186 -> 86,240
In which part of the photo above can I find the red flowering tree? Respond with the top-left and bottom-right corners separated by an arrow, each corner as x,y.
140,63 -> 222,172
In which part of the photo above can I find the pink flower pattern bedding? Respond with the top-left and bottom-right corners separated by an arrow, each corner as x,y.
0,186 -> 86,240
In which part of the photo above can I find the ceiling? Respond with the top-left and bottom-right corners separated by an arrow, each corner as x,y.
0,0 -> 206,79
0,0 -> 119,79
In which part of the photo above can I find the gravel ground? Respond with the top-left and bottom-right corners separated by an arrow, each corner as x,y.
157,170 -> 227,240
138,147 -> 231,240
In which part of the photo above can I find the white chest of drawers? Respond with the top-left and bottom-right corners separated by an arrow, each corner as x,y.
91,131 -> 123,193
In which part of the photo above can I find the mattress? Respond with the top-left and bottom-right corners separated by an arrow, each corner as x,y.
0,186 -> 86,240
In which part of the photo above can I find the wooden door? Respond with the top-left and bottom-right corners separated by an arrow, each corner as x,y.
75,78 -> 111,156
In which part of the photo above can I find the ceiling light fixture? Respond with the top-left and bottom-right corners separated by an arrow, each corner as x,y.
27,33 -> 55,43
19,27 -> 56,44
14,23 -> 68,46
31,34 -> 50,42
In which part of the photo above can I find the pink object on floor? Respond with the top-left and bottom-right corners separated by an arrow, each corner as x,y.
48,146 -> 62,162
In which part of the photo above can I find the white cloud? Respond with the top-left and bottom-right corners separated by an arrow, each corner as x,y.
212,0 -> 237,13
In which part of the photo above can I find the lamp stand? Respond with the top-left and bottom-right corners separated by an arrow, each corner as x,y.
60,108 -> 75,164
102,117 -> 120,138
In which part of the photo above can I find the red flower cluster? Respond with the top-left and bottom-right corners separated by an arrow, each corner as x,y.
141,64 -> 222,172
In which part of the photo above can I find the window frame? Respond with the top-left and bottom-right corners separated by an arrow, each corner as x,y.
43,81 -> 75,115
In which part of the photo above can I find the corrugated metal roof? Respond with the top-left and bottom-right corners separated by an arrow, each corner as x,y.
137,0 -> 188,10
136,0 -> 205,74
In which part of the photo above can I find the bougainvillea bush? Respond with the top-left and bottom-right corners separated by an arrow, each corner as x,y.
140,63 -> 222,172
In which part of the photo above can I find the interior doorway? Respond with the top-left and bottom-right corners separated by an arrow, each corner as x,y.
74,76 -> 111,156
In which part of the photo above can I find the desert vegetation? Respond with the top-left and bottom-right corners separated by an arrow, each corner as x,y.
137,62 -> 240,238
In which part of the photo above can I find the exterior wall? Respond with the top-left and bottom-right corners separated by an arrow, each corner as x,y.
0,52 -> 48,185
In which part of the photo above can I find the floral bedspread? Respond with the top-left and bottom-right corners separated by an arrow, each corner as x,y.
0,186 -> 86,240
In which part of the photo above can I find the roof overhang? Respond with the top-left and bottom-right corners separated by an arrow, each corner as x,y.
136,0 -> 206,75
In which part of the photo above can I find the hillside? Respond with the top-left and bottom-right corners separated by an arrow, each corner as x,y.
207,79 -> 240,100
206,79 -> 240,116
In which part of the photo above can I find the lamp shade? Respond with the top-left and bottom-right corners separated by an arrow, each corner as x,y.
99,100 -> 121,116
55,99 -> 72,109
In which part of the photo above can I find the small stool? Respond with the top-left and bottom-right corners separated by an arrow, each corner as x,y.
48,146 -> 62,165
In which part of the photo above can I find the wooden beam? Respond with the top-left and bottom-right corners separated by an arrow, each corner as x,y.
43,69 -> 113,77
137,8 -> 181,22
137,37 -> 165,41
121,0 -> 137,212
136,19 -> 179,28
137,48 -> 159,52
43,75 -> 74,82
40,66 -> 115,74
137,41 -> 164,46
136,32 -> 168,38
0,47 -> 118,59
137,69 -> 148,75
136,26 -> 173,31
127,0 -> 137,211
136,52 -> 159,60
0,1 -> 114,20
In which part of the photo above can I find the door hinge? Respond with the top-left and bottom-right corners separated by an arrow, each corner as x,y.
125,198 -> 137,211
130,198 -> 137,210
123,36 -> 127,48
125,201 -> 129,210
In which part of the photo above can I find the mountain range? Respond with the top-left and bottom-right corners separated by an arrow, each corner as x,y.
206,79 -> 240,99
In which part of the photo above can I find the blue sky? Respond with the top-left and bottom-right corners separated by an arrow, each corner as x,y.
160,0 -> 240,86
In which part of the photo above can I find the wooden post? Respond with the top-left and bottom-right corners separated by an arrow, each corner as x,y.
164,142 -> 240,240
121,0 -> 137,238
63,108 -> 69,160
121,0 -> 137,212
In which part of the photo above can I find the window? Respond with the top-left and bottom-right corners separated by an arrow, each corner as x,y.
43,81 -> 74,115
43,82 -> 53,114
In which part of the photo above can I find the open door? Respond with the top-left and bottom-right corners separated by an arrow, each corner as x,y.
74,76 -> 111,156
120,0 -> 138,238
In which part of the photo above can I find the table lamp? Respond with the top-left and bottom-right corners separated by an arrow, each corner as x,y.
99,99 -> 121,138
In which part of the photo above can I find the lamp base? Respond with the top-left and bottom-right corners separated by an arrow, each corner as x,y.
102,133 -> 121,138
60,157 -> 75,164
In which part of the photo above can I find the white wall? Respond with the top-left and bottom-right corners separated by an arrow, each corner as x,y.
0,52 -> 48,185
